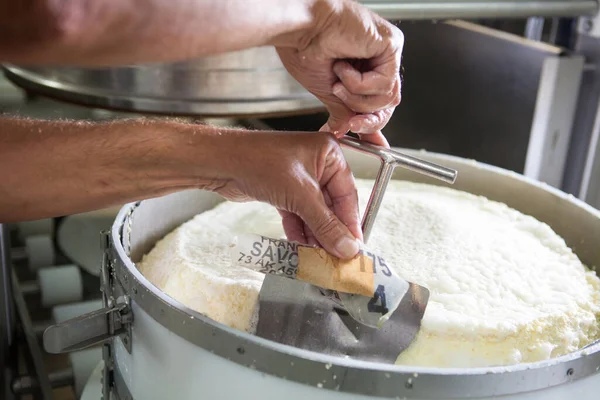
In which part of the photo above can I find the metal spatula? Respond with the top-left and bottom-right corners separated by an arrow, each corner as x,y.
254,137 -> 457,363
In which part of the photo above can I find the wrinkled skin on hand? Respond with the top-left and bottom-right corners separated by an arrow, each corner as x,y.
277,0 -> 403,146
215,131 -> 362,259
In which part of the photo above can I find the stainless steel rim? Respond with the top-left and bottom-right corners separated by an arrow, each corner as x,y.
110,149 -> 600,399
2,66 -> 324,118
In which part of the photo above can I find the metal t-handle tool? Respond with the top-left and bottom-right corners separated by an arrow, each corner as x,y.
255,137 -> 457,363
339,137 -> 457,242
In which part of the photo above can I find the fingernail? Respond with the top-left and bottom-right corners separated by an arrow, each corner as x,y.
335,236 -> 360,259
320,123 -> 330,132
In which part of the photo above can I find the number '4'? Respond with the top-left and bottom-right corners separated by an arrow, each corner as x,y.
367,285 -> 389,315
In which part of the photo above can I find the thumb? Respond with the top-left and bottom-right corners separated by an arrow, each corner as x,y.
320,101 -> 353,137
296,196 -> 360,259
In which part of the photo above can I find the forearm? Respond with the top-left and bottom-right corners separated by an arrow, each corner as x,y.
0,0 -> 323,65
0,117 -> 232,222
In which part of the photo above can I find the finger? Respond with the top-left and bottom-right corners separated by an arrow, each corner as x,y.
321,188 -> 365,237
318,149 -> 363,242
333,83 -> 400,114
320,189 -> 355,243
278,209 -> 307,245
333,60 -> 396,95
295,186 -> 360,259
322,189 -> 364,238
357,131 -> 389,147
303,223 -> 320,247
332,22 -> 404,97
322,189 -> 333,208
320,100 -> 353,136
321,163 -> 363,243
279,209 -> 320,247
370,26 -> 404,79
349,108 -> 395,134
298,200 -> 360,259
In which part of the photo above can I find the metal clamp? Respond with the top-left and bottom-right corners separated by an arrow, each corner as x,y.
42,230 -> 133,357
339,137 -> 457,242
43,303 -> 131,354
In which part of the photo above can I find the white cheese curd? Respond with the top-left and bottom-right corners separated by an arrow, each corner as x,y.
137,180 -> 600,368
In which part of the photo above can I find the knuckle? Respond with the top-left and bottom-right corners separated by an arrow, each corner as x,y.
386,77 -> 400,98
391,90 -> 402,107
380,21 -> 404,48
394,28 -> 405,47
324,147 -> 346,174
385,22 -> 405,47
379,78 -> 395,94
312,211 -> 341,238
311,135 -> 340,173
327,143 -> 345,165
389,78 -> 398,92
318,130 -> 338,147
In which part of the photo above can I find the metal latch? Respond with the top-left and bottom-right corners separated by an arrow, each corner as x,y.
43,302 -> 132,354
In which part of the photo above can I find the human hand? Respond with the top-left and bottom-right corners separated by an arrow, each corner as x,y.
216,131 -> 362,259
275,0 -> 402,146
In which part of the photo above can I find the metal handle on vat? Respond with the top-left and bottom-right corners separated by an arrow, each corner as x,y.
339,137 -> 457,243
43,302 -> 132,354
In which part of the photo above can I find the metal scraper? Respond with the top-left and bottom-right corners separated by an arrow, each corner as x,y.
254,137 -> 457,363
256,274 -> 429,363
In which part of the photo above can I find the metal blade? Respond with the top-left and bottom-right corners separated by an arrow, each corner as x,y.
255,274 -> 429,363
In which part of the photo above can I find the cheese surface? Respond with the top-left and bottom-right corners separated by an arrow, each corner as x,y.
137,180 -> 600,368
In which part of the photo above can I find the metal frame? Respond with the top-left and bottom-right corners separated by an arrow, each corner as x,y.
559,14 -> 600,209
571,13 -> 600,209
579,102 -> 600,206
0,225 -> 15,400
525,17 -> 546,40
524,54 -> 585,187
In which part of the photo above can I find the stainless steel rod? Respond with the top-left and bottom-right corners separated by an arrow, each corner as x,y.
388,150 -> 457,184
361,0 -> 598,19
340,137 -> 458,244
339,137 -> 457,184
361,162 -> 395,243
